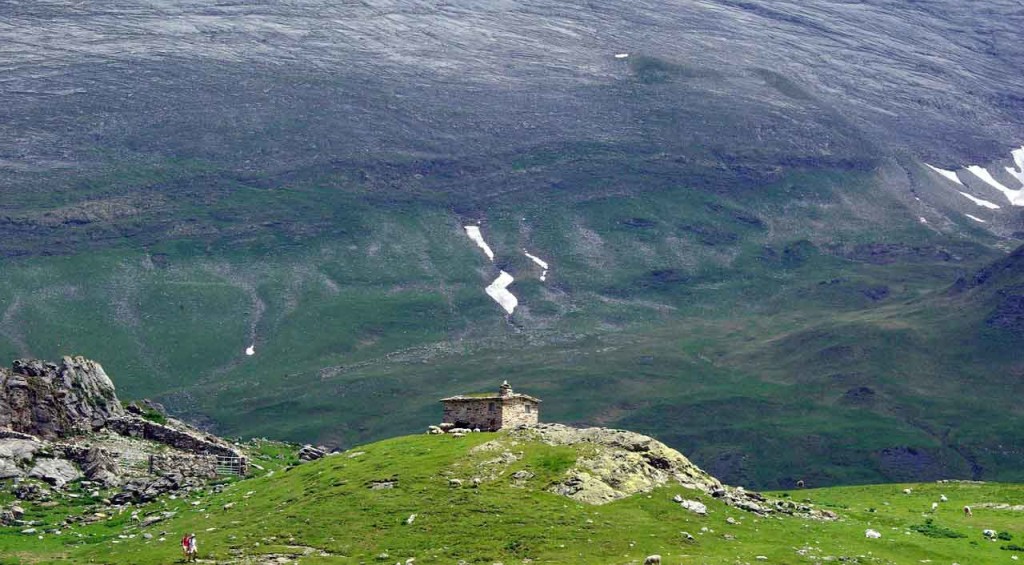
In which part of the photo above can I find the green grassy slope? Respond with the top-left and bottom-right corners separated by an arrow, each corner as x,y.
2,161 -> 1021,487
2,433 -> 1023,564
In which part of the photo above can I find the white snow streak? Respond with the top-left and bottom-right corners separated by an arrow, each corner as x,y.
485,271 -> 518,315
614,53 -> 629,59
919,217 -> 928,224
464,226 -> 495,261
925,164 -> 963,185
245,344 -> 255,356
965,214 -> 987,223
966,165 -> 1024,206
1006,146 -> 1024,187
957,191 -> 1001,209
523,249 -> 550,282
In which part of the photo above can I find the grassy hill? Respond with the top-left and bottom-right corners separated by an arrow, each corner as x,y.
2,429 -> 1023,564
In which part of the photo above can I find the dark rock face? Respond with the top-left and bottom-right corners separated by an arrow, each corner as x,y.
951,244 -> 1024,292
0,356 -> 125,439
987,287 -> 1024,333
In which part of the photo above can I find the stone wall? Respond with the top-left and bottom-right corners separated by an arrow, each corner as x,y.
149,453 -> 219,479
107,416 -> 241,458
501,397 -> 539,428
442,396 -> 539,430
442,399 -> 501,431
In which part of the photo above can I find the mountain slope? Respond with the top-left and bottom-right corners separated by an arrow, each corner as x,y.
2,0 -> 1024,488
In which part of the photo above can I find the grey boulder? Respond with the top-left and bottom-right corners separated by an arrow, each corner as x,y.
29,458 -> 82,488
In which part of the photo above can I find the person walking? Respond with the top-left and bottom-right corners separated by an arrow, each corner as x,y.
180,533 -> 190,561
186,532 -> 198,562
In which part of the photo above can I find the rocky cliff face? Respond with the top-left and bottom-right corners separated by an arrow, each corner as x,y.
0,356 -> 125,439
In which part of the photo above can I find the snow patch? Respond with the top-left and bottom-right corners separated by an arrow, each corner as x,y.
966,165 -> 1024,206
614,53 -> 629,59
925,164 -> 963,186
957,191 -> 1001,209
245,344 -> 255,356
965,214 -> 986,223
1006,146 -> 1024,187
485,271 -> 517,315
918,217 -> 928,224
523,250 -> 550,282
464,226 -> 495,261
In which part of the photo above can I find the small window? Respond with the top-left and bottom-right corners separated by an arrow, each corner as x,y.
525,404 -> 532,414
488,402 -> 495,412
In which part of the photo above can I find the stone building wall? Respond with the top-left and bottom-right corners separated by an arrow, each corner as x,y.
442,400 -> 502,431
500,397 -> 539,428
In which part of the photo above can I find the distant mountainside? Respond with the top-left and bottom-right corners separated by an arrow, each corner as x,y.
1,0 -> 1023,488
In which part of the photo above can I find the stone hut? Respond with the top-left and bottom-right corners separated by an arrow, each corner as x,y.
440,381 -> 540,431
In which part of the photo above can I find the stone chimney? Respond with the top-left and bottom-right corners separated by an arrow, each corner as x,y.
499,380 -> 513,398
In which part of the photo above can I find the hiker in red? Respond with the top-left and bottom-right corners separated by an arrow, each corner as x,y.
181,534 -> 189,560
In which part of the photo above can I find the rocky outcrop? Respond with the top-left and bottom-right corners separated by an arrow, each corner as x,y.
502,424 -> 836,519
0,356 -> 247,511
298,445 -> 327,461
75,447 -> 122,487
0,356 -> 124,439
508,423 -> 722,504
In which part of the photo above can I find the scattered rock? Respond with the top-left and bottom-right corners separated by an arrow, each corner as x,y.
298,445 -> 326,462
28,458 -> 82,488
12,482 -> 49,501
680,500 -> 708,515
405,514 -> 416,525
449,479 -> 463,488
510,470 -> 534,486
865,529 -> 882,539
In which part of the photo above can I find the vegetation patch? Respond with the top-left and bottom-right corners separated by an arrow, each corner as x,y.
910,518 -> 967,539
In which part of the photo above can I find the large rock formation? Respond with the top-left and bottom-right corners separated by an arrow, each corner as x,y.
0,356 -> 125,439
489,423 -> 836,519
506,423 -> 722,504
0,356 -> 247,504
